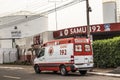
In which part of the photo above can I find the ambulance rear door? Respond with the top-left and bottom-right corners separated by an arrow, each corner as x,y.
74,38 -> 93,67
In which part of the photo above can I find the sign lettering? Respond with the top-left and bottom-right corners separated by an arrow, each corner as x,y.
60,49 -> 66,55
62,25 -> 102,36
53,23 -> 120,38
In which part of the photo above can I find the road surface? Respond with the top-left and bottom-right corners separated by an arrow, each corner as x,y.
0,65 -> 119,80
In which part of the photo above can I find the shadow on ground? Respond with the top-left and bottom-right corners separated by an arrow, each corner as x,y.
109,67 -> 120,74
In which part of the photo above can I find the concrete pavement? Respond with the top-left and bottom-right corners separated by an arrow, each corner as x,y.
88,68 -> 120,78
88,72 -> 120,78
0,64 -> 120,77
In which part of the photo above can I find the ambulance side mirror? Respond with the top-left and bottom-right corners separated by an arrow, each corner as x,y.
37,48 -> 45,58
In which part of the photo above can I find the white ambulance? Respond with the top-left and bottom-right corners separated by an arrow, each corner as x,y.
33,37 -> 93,76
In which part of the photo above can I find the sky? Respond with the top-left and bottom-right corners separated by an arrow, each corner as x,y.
0,0 -> 73,16
48,0 -> 103,30
0,0 -> 103,30
0,0 -> 28,16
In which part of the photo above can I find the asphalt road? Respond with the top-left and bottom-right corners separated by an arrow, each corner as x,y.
0,65 -> 120,80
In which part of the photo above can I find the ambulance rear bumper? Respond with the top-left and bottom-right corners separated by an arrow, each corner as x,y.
70,63 -> 94,71
77,67 -> 93,71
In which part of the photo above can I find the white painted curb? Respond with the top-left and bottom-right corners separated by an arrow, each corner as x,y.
88,72 -> 120,77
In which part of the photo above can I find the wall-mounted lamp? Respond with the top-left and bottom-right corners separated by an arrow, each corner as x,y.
14,26 -> 18,30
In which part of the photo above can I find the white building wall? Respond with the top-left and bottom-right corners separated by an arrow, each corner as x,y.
19,17 -> 48,37
0,16 -> 48,48
42,31 -> 54,43
116,0 -> 120,22
103,0 -> 115,3
0,48 -> 17,64
0,28 -> 13,48
103,0 -> 120,22
103,2 -> 116,23
1,40 -> 12,48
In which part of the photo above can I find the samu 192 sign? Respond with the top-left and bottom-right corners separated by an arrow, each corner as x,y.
65,25 -> 101,35
11,30 -> 21,38
53,23 -> 120,38
54,25 -> 103,37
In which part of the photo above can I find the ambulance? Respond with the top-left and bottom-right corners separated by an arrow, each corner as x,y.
33,37 -> 93,76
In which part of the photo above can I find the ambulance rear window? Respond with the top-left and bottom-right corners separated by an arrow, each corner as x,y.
85,45 -> 91,52
75,45 -> 82,52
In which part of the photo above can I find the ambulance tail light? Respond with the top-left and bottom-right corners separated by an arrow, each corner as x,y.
71,55 -> 74,58
70,55 -> 74,63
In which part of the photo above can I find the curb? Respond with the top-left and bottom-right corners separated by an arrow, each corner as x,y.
88,72 -> 120,77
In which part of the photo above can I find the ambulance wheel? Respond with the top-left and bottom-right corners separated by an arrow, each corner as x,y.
53,71 -> 57,73
71,70 -> 76,72
34,65 -> 41,74
60,66 -> 68,76
79,70 -> 87,75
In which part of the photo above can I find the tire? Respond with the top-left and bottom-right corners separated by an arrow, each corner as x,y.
79,70 -> 87,75
60,66 -> 68,76
34,65 -> 41,74
71,70 -> 76,73
53,71 -> 57,73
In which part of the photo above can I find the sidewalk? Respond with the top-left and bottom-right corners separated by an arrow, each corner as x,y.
88,68 -> 120,77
